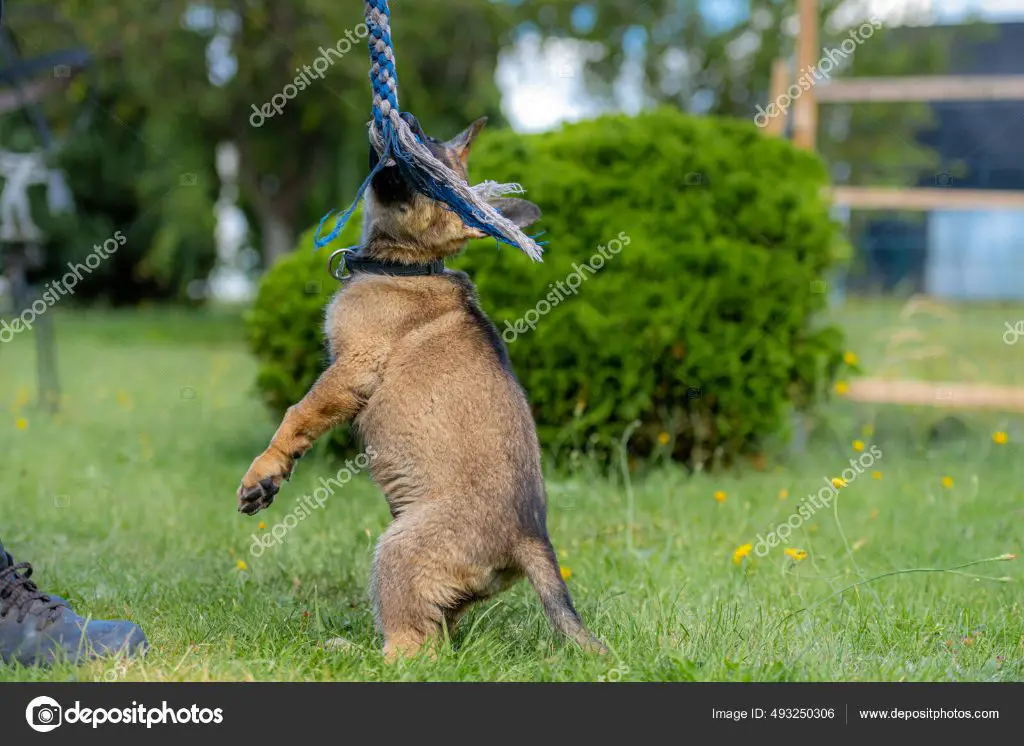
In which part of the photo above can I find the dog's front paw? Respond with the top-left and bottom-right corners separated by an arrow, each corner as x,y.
237,449 -> 292,515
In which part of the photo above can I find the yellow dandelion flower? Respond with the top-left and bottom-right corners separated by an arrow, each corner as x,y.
872,471 -> 882,480
832,477 -> 847,488
993,431 -> 1008,445
15,417 -> 28,431
843,351 -> 859,366
784,548 -> 808,561
862,424 -> 875,437
778,488 -> 789,500
235,560 -> 248,571
658,432 -> 670,445
835,381 -> 850,396
941,476 -> 954,489
852,440 -> 865,452
733,543 -> 753,565
560,566 -> 573,581
258,521 -> 266,530
714,490 -> 727,503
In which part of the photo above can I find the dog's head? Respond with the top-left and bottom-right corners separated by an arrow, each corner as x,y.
361,114 -> 541,264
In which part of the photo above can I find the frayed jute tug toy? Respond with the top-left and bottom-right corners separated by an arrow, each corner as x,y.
314,0 -> 544,265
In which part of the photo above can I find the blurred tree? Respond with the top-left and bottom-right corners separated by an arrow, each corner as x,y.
43,76 -> 218,303
514,0 -> 993,287
515,0 -> 970,188
4,0 -> 984,300
50,0 -> 517,267
0,4 -> 216,302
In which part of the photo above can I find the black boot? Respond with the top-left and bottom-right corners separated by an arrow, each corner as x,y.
0,540 -> 147,666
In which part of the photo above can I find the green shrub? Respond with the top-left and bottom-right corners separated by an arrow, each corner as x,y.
246,108 -> 851,465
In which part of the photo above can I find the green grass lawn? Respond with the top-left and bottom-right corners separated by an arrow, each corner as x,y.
835,296 -> 1024,386
0,306 -> 1022,682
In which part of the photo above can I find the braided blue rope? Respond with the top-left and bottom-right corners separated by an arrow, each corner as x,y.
314,0 -> 543,261
366,0 -> 398,132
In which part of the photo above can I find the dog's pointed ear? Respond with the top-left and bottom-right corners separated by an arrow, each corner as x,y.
446,116 -> 488,167
489,197 -> 542,229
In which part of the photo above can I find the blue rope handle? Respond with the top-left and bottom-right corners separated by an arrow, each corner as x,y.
314,0 -> 544,261
367,0 -> 399,131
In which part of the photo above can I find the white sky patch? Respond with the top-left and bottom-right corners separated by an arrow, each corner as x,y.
863,0 -> 1024,23
497,34 -> 604,133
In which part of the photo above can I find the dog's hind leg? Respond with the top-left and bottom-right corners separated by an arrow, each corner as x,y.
515,537 -> 607,653
372,510 -> 515,659
442,566 -> 522,636
371,515 -> 456,660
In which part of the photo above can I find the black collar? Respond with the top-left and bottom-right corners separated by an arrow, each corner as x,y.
343,254 -> 446,278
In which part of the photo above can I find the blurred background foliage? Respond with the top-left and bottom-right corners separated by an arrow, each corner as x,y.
2,0 -> 959,301
0,0 -> 968,460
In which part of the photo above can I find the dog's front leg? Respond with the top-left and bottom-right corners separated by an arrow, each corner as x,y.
237,361 -> 364,515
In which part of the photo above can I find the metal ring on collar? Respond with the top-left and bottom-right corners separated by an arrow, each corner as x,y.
328,246 -> 358,281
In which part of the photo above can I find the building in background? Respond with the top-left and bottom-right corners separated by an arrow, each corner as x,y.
856,21 -> 1024,299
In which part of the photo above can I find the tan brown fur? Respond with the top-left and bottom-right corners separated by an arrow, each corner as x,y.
238,116 -> 603,659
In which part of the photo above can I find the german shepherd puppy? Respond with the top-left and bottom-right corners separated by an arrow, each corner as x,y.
237,114 -> 604,659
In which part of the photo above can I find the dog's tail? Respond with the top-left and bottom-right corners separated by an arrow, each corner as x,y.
515,537 -> 606,653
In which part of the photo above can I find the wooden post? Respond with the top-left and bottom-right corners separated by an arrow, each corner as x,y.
815,75 -> 1024,102
794,0 -> 819,150
765,58 -> 790,137
830,186 -> 1024,210
3,246 -> 61,414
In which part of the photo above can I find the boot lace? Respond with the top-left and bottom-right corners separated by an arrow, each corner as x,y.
0,553 -> 65,629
